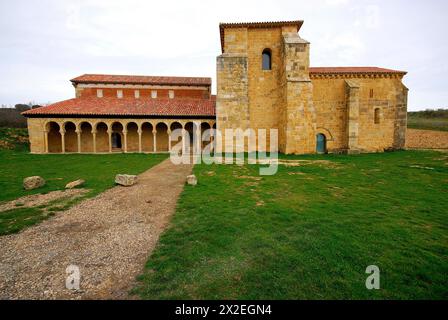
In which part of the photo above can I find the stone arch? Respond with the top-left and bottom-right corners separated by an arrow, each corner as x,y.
170,122 -> 183,150
184,122 -> 195,148
126,121 -> 139,152
80,122 -> 94,152
316,127 -> 334,141
96,122 -> 109,152
111,122 -> 124,150
47,121 -> 62,153
374,108 -> 381,124
262,48 -> 272,70
155,122 -> 169,152
201,122 -> 212,150
141,122 -> 154,152
64,121 -> 77,153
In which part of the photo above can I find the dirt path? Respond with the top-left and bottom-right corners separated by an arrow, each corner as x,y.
0,158 -> 193,300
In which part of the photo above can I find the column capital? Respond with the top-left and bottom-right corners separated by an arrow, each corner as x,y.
59,129 -> 66,135
152,130 -> 157,135
91,130 -> 97,135
122,130 -> 128,135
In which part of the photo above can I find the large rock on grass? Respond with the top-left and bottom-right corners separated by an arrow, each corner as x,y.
186,175 -> 197,186
115,174 -> 138,187
65,179 -> 85,189
23,176 -> 45,190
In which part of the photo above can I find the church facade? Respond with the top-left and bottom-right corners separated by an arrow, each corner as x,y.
23,20 -> 408,155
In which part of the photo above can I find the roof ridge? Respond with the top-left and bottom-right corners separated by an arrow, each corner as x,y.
70,74 -> 212,86
309,66 -> 407,74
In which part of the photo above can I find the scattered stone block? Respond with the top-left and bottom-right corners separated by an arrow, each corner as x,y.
115,174 -> 138,186
65,179 -> 85,189
23,176 -> 46,190
186,175 -> 197,186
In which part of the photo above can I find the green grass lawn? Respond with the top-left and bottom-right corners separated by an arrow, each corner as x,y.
134,151 -> 448,300
0,149 -> 167,235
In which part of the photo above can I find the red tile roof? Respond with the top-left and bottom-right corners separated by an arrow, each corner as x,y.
71,74 -> 212,86
309,67 -> 407,75
220,20 -> 303,53
22,97 -> 216,117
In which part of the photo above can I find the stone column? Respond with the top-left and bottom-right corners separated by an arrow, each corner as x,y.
123,130 -> 128,153
107,130 -> 113,153
92,130 -> 97,153
194,122 -> 201,155
182,129 -> 188,155
138,129 -> 143,153
60,130 -> 66,154
345,80 -> 360,154
76,130 -> 81,153
167,130 -> 172,152
153,130 -> 157,153
44,130 -> 49,153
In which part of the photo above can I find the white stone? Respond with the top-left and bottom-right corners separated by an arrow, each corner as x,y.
23,176 -> 45,190
115,174 -> 138,187
186,175 -> 197,186
65,179 -> 85,189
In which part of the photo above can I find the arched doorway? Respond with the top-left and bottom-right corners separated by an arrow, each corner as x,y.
316,133 -> 327,154
155,123 -> 169,152
141,122 -> 154,152
126,122 -> 139,152
95,122 -> 109,152
80,122 -> 94,152
111,122 -> 123,151
112,132 -> 122,149
47,122 -> 62,153
201,122 -> 211,150
170,122 -> 183,152
64,122 -> 77,153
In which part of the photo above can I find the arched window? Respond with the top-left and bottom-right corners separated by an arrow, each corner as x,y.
262,49 -> 272,70
374,108 -> 380,124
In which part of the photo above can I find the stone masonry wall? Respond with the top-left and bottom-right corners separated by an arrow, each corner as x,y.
311,76 -> 408,153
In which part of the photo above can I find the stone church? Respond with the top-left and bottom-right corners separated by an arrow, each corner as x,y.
23,20 -> 408,154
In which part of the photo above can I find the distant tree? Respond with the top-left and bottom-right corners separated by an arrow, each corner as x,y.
15,104 -> 31,112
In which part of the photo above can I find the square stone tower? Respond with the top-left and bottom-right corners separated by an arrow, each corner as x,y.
216,20 -> 317,154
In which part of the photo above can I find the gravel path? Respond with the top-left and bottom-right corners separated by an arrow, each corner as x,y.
0,158 -> 193,300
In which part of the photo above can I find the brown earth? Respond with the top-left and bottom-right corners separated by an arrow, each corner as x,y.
406,129 -> 448,149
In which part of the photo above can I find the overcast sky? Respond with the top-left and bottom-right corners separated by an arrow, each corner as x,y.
0,0 -> 446,111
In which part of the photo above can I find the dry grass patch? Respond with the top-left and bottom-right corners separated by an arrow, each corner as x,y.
0,189 -> 89,213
